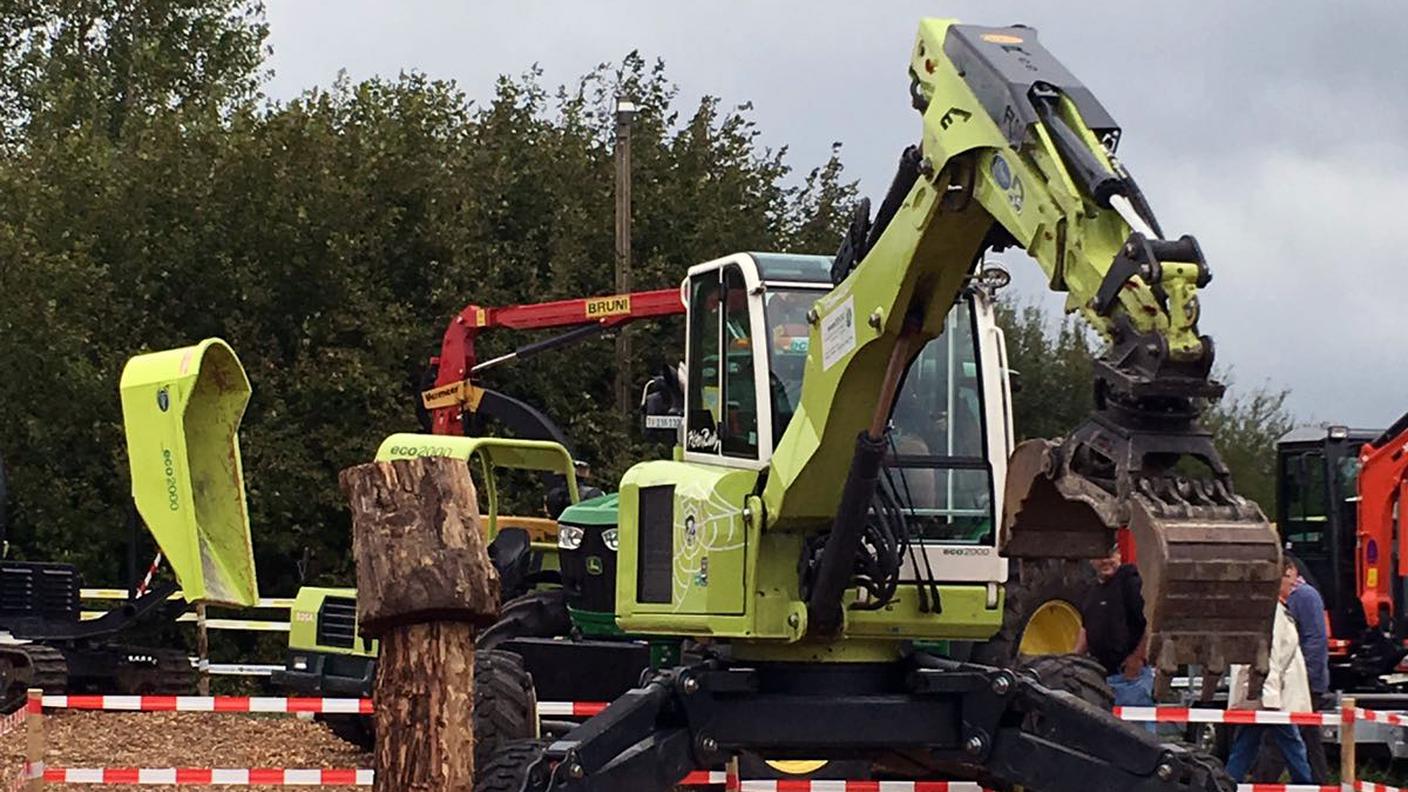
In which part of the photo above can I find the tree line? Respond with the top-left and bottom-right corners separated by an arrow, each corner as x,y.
0,1 -> 1292,599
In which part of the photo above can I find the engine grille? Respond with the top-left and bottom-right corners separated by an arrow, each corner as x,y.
636,485 -> 674,604
316,596 -> 359,649
0,561 -> 82,620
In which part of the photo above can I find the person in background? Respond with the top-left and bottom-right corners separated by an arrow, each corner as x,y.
1224,566 -> 1315,784
1254,556 -> 1332,782
1073,543 -> 1156,732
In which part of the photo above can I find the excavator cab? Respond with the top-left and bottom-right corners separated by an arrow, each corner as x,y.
119,338 -> 258,607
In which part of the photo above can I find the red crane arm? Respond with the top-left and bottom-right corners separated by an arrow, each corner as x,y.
424,288 -> 685,435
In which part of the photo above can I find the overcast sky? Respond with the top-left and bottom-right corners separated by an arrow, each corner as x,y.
263,1 -> 1407,428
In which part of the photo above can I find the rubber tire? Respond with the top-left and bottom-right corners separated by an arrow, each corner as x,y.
473,649 -> 539,773
1019,653 -> 1115,710
321,714 -> 374,750
477,588 -> 572,651
1175,748 -> 1236,792
971,559 -> 1094,666
318,649 -> 538,759
475,739 -> 552,792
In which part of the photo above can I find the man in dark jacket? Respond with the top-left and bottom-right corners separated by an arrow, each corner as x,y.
1074,543 -> 1155,731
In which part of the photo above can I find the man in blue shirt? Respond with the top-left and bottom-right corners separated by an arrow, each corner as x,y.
1255,556 -> 1331,783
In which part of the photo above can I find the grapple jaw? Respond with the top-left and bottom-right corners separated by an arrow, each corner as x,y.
1002,417 -> 1281,686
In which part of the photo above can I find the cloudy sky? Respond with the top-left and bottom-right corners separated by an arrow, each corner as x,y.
263,1 -> 1407,428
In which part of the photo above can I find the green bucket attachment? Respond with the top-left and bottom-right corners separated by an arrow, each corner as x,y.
119,338 -> 259,607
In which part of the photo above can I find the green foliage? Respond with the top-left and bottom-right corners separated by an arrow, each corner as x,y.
0,0 -> 268,144
0,6 -> 858,598
996,301 -> 1295,513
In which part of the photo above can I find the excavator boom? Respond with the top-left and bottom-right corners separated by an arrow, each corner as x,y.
766,20 -> 1279,680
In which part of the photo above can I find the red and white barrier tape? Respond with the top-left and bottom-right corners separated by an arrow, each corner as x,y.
40,695 -> 372,714
0,706 -> 26,740
1353,708 -> 1408,727
537,701 -> 607,718
726,777 -> 979,783
13,771 -> 1402,791
134,553 -> 163,598
39,695 -> 1407,731
42,768 -> 372,785
1112,706 -> 1340,726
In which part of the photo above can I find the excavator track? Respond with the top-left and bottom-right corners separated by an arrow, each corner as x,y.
114,646 -> 196,695
0,643 -> 68,712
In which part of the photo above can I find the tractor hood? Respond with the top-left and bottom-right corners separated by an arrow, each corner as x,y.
119,338 -> 259,607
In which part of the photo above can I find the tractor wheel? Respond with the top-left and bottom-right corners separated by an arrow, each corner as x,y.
477,589 -> 571,651
475,739 -> 552,792
971,559 -> 1092,666
738,754 -> 871,781
1019,652 -> 1114,710
473,649 -> 539,773
320,714 -> 374,751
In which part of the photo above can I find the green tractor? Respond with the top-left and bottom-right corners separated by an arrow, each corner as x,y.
273,434 -> 591,761
472,17 -> 1283,792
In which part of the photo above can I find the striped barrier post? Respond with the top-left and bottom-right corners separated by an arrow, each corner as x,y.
25,689 -> 42,791
1343,696 -> 1357,789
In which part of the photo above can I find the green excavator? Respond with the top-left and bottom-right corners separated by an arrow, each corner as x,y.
473,18 -> 1281,792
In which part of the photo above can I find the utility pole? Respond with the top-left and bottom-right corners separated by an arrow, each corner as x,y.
614,96 -> 637,418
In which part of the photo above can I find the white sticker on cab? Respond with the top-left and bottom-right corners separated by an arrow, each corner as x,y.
820,296 -> 857,370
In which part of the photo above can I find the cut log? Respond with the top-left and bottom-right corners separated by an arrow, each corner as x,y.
374,622 -> 475,790
341,456 -> 501,792
342,456 -> 500,636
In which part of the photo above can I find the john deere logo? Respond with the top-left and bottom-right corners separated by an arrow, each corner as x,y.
156,387 -> 170,412
586,556 -> 604,576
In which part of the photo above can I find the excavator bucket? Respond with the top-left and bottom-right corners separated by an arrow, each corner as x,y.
119,339 -> 258,607
1002,436 -> 1281,688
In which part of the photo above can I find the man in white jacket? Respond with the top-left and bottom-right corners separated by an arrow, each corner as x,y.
1224,567 -> 1315,783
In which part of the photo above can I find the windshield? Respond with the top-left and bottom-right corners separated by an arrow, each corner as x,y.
762,288 -> 820,444
887,300 -> 994,545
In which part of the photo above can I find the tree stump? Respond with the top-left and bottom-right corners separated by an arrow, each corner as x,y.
341,456 -> 501,792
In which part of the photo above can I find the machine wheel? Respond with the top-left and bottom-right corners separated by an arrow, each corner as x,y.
1019,653 -> 1114,710
473,649 -> 539,772
477,589 -> 571,651
738,754 -> 871,781
971,559 -> 1092,666
318,649 -> 537,757
1176,748 -> 1235,792
320,714 -> 374,751
474,738 -> 552,792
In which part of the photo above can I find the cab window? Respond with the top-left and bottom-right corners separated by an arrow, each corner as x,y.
1281,450 -> 1329,552
685,265 -> 760,460
885,300 -> 994,544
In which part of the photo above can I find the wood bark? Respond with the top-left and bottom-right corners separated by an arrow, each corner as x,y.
341,456 -> 500,792
373,622 -> 476,791
342,456 -> 499,635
